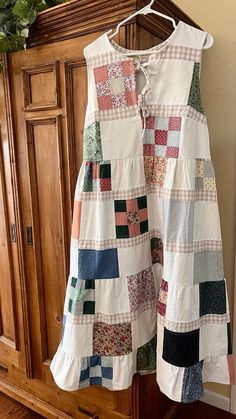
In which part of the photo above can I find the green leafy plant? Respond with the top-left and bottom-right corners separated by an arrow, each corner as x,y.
0,0 -> 68,71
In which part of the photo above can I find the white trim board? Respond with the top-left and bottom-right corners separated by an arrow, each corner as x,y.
201,389 -> 230,412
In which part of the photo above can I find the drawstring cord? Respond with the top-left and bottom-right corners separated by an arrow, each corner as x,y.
133,57 -> 159,138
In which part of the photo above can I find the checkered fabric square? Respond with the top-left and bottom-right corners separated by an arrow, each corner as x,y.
195,159 -> 216,191
114,195 -> 148,238
79,355 -> 113,388
143,116 -> 182,158
83,161 -> 111,192
67,276 -> 95,315
93,61 -> 138,110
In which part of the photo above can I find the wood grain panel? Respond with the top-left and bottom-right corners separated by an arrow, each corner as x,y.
25,117 -> 67,360
64,60 -> 87,208
22,62 -> 60,111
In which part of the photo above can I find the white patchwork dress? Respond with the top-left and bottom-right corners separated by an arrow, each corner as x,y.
50,20 -> 235,403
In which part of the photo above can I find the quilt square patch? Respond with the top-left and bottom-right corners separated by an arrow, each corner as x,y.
94,60 -> 137,110
83,161 -> 111,192
181,360 -> 204,403
93,322 -> 132,356
143,116 -> 181,158
83,121 -> 103,161
127,267 -> 156,312
67,277 -> 95,315
193,250 -> 224,283
79,355 -> 113,388
163,200 -> 194,243
78,248 -> 119,279
144,156 -> 167,186
199,279 -> 227,316
114,195 -> 148,238
150,237 -> 163,265
162,327 -> 200,367
157,278 -> 168,316
137,335 -> 157,371
195,159 -> 216,191
188,62 -> 205,115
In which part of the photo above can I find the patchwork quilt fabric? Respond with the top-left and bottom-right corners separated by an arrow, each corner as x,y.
50,20 -> 235,403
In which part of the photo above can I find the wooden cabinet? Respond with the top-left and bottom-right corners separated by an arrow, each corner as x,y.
0,1 -> 199,417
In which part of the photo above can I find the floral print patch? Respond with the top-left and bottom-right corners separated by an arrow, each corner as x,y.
157,278 -> 168,316
144,156 -> 167,186
127,266 -> 156,312
83,121 -> 103,161
93,322 -> 132,356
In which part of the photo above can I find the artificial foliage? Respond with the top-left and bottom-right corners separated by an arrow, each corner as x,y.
0,0 -> 68,71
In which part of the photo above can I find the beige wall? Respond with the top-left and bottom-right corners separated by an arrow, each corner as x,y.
174,0 -> 236,398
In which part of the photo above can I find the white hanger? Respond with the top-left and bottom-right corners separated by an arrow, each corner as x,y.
106,0 -> 214,52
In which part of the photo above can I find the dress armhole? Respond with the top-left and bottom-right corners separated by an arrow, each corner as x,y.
202,31 -> 214,50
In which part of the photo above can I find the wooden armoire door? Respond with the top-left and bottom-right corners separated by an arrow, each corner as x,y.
8,32 -> 94,383
0,53 -> 31,380
7,27 -> 132,418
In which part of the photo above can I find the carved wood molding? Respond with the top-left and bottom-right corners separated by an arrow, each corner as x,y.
27,0 -> 201,48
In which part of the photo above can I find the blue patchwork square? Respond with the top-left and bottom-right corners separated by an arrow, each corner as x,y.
167,130 -> 180,147
181,360 -> 204,403
154,116 -> 169,130
80,367 -> 89,382
79,355 -> 113,388
163,200 -> 194,243
90,355 -> 101,367
155,145 -> 166,157
194,251 -> 224,283
90,376 -> 102,385
78,248 -> 119,279
102,366 -> 113,379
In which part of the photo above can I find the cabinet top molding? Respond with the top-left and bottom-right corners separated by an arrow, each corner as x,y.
27,0 -> 201,48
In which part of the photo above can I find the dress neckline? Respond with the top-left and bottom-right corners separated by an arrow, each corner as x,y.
104,20 -> 183,61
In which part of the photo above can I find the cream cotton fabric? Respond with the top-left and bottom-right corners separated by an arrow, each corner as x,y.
50,20 -> 235,403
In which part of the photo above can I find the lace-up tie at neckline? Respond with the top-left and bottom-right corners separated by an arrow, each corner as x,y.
133,57 -> 159,138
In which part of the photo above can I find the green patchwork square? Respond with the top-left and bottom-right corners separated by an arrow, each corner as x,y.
83,301 -> 95,314
83,122 -> 103,161
114,200 -> 127,212
137,195 -> 147,210
68,298 -> 73,313
85,279 -> 95,289
137,335 -> 157,371
140,220 -> 148,234
116,225 -> 129,238
71,277 -> 78,288
100,163 -> 111,178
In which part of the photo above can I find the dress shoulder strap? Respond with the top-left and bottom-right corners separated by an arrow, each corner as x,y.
172,21 -> 212,51
83,33 -> 106,59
